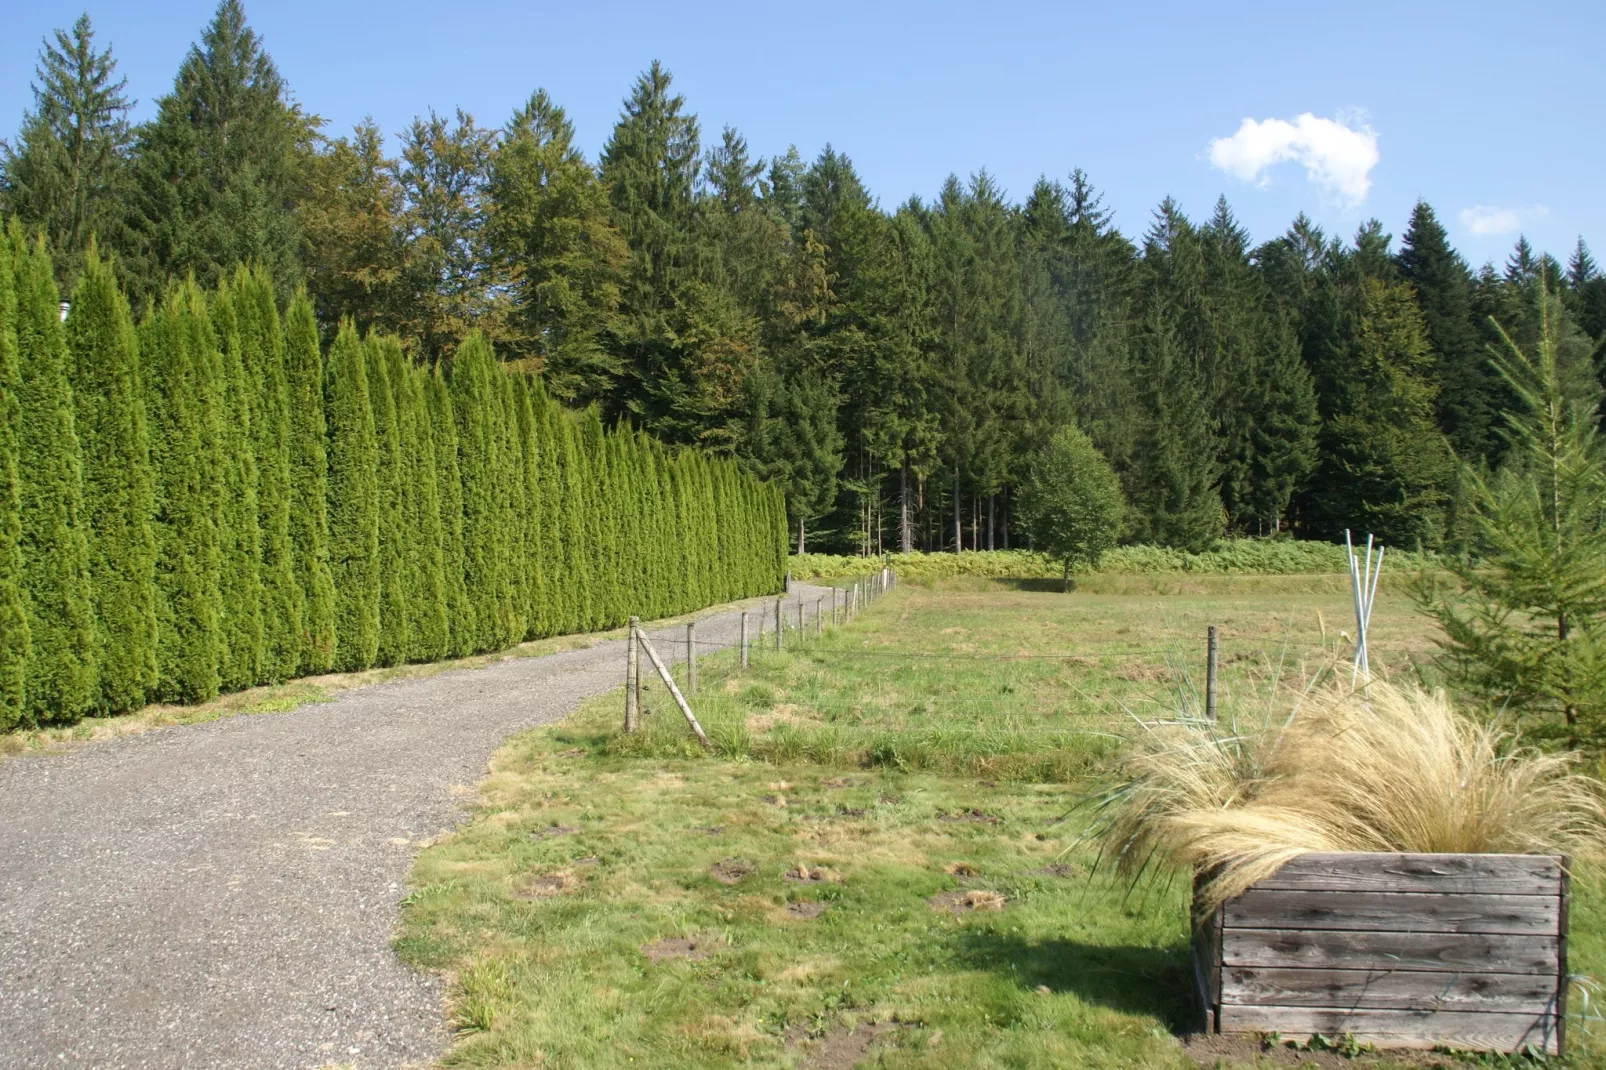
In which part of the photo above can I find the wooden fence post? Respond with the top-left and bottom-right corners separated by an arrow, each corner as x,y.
816,598 -> 823,637
636,630 -> 713,751
686,621 -> 697,693
1205,626 -> 1219,722
775,596 -> 783,650
831,587 -> 838,626
797,599 -> 804,635
740,611 -> 749,669
625,616 -> 640,732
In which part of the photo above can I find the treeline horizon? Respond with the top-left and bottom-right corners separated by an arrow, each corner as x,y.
6,3 -> 1606,558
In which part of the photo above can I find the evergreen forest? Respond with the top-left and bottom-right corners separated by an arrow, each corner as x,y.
6,3 -> 1606,725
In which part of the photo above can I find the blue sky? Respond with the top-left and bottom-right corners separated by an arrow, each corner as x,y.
4,0 -> 1600,267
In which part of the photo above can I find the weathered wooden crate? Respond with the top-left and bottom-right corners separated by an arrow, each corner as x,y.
1192,852 -> 1569,1054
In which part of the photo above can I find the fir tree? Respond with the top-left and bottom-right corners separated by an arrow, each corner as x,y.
1126,317 -> 1222,551
143,280 -> 222,703
122,0 -> 311,306
324,321 -> 379,671
233,265 -> 299,681
283,291 -> 336,672
0,229 -> 30,728
487,90 -> 627,402
1398,201 -> 1496,463
12,231 -> 96,723
0,15 -> 133,289
66,245 -> 156,712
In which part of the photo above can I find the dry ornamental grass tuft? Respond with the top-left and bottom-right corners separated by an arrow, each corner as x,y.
1089,679 -> 1606,915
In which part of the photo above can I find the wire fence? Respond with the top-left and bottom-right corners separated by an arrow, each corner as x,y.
614,565 -> 1446,759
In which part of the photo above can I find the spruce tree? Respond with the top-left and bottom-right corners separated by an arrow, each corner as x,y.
1126,317 -> 1222,551
427,368 -> 474,656
122,0 -> 310,306
143,280 -> 222,703
1398,201 -> 1495,463
233,265 -> 299,681
0,14 -> 133,289
0,229 -> 30,728
66,245 -> 156,713
209,282 -> 263,690
325,321 -> 379,671
365,333 -> 408,665
12,231 -> 96,723
283,291 -> 336,672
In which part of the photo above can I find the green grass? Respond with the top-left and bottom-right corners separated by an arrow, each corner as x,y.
398,578 -> 1606,1069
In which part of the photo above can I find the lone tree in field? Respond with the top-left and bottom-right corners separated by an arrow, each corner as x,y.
1412,272 -> 1606,746
1018,425 -> 1125,591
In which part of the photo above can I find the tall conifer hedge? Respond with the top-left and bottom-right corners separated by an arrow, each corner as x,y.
0,244 -> 785,727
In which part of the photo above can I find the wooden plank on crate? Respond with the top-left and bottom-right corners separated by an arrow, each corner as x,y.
1216,1005 -> 1560,1054
1253,853 -> 1563,896
1222,928 -> 1558,974
1225,889 -> 1558,935
1222,967 -> 1558,1013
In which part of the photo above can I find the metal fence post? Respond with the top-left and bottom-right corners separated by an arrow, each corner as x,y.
1205,626 -> 1219,722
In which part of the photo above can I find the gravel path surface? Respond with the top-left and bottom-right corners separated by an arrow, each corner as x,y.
0,584 -> 837,1070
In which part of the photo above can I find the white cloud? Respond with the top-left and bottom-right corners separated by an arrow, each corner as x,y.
1207,113 -> 1379,206
1458,203 -> 1549,237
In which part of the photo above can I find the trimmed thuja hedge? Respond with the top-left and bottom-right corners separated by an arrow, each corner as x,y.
0,230 -> 787,729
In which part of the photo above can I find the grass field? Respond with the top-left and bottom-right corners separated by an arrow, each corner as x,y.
398,577 -> 1606,1069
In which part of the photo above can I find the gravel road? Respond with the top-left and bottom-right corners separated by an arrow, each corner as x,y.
0,584 -> 836,1070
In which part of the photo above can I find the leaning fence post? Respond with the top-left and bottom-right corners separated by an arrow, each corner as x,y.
636,630 -> 713,751
1205,626 -> 1219,722
625,616 -> 640,732
740,611 -> 749,669
686,621 -> 697,693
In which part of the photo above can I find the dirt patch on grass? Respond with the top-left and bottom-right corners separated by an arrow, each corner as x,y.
820,776 -> 862,788
942,862 -> 979,878
929,889 -> 1006,914
528,823 -> 579,841
710,858 -> 756,885
786,901 -> 827,919
1042,862 -> 1083,878
791,1021 -> 906,1070
695,825 -> 724,836
938,809 -> 999,825
640,936 -> 713,962
784,863 -> 843,884
513,871 -> 575,899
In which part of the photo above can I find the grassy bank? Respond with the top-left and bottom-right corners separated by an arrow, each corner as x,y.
398,580 -> 1604,1068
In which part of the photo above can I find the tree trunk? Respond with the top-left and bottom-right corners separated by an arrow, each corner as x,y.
900,461 -> 913,553
1063,559 -> 1070,593
987,494 -> 995,551
952,468 -> 962,553
797,516 -> 805,555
